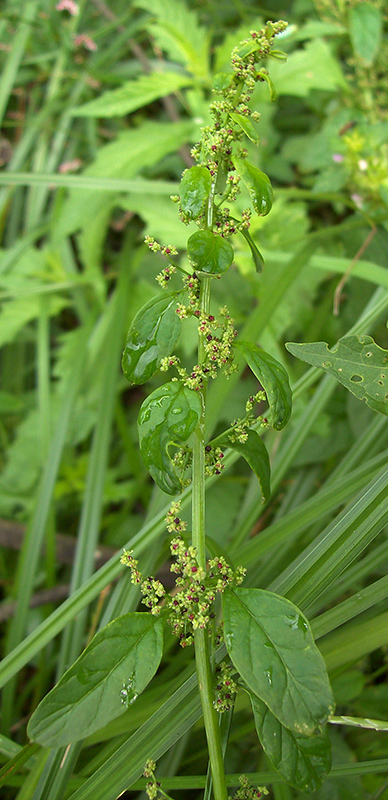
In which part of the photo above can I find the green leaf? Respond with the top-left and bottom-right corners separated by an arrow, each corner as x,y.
122,293 -> 181,385
286,334 -> 388,416
138,381 -> 202,494
187,230 -> 234,275
233,159 -> 273,216
224,430 -> 270,502
239,228 -> 265,272
212,72 -> 234,92
222,587 -> 335,735
27,613 -> 164,748
72,72 -> 193,118
234,341 -> 292,430
256,70 -> 278,101
179,166 -> 212,219
251,693 -> 332,793
134,0 -> 210,81
349,2 -> 382,66
230,112 -> 260,143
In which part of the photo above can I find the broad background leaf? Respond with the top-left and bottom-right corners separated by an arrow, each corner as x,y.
73,71 -> 193,118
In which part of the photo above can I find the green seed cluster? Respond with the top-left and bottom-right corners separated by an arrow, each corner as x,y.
229,775 -> 269,800
166,539 -> 246,647
213,661 -> 238,713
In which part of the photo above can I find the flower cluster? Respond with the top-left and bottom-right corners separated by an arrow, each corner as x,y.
155,265 -> 177,288
165,500 -> 187,534
213,661 -> 238,712
166,540 -> 246,647
143,760 -> 164,800
120,549 -> 142,584
229,775 -> 269,800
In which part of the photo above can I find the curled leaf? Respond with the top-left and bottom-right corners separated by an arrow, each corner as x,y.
233,158 -> 273,216
224,430 -> 270,502
122,293 -> 181,385
179,166 -> 212,219
235,341 -> 292,429
138,381 -> 202,494
187,230 -> 234,275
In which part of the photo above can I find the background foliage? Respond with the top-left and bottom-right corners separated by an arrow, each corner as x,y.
1,0 -> 388,798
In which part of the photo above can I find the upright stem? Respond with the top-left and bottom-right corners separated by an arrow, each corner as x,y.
192,276 -> 228,800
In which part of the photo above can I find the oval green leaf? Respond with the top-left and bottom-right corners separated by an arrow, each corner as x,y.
240,228 -> 265,272
187,230 -> 234,275
224,430 -> 270,502
27,612 -> 164,748
286,334 -> 388,416
349,2 -> 382,66
233,158 -> 273,216
179,166 -> 212,219
235,341 -> 292,430
122,293 -> 181,385
223,587 -> 335,735
138,381 -> 202,495
251,693 -> 331,793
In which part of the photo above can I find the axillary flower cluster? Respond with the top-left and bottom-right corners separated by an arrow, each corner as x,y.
121,501 -> 246,649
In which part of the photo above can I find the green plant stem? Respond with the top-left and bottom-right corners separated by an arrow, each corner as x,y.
192,276 -> 227,800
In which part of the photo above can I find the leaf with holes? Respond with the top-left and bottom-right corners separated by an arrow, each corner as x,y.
138,381 -> 202,494
233,159 -> 273,216
27,613 -> 164,748
286,335 -> 388,415
187,231 -> 234,275
122,293 -> 181,385
223,587 -> 335,735
179,166 -> 212,220
235,341 -> 292,430
250,693 -> 332,793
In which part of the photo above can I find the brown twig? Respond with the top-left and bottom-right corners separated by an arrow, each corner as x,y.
333,225 -> 377,315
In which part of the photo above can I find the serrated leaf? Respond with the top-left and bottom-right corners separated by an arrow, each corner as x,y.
134,0 -> 210,81
223,430 -> 270,502
251,693 -> 332,793
222,587 -> 335,735
187,230 -> 234,274
349,2 -> 382,66
179,166 -> 211,219
56,120 -> 194,238
268,39 -> 346,97
233,159 -> 273,216
122,293 -> 181,385
230,112 -> 260,143
27,613 -> 164,748
73,71 -> 193,118
235,341 -> 292,430
286,334 -> 388,416
138,381 -> 201,494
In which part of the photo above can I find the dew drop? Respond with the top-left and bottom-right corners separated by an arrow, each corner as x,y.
265,669 -> 273,686
225,633 -> 234,649
172,407 -> 182,414
78,667 -> 94,685
120,676 -> 137,708
322,361 -> 332,368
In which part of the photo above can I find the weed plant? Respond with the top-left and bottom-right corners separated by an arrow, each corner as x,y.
1,2 -> 388,800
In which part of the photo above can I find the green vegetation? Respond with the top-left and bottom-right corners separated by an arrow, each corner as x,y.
1,2 -> 388,799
